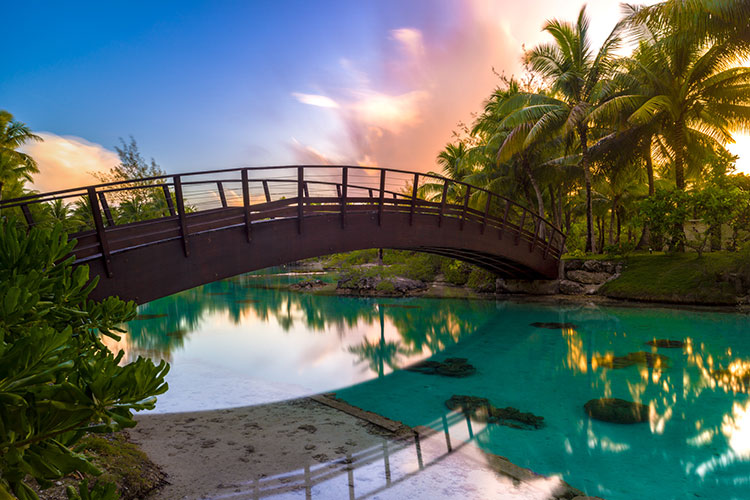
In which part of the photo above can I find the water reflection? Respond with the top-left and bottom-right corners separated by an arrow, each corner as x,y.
337,303 -> 750,499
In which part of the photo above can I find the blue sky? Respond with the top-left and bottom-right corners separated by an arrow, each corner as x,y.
6,0 -> 747,191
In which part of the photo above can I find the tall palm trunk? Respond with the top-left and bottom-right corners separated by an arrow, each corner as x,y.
579,124 -> 596,253
673,121 -> 688,190
522,157 -> 546,238
636,138 -> 655,250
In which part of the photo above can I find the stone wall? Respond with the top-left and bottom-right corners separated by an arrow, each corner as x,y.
496,259 -> 623,296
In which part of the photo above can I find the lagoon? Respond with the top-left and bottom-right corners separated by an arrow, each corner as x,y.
117,271 -> 750,499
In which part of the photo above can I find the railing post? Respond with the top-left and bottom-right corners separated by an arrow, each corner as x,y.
241,169 -> 252,242
88,187 -> 112,277
499,199 -> 511,240
173,175 -> 190,257
97,192 -> 115,226
530,217 -> 540,252
378,169 -> 386,226
543,226 -> 554,259
340,166 -> 348,229
481,193 -> 491,234
162,185 -> 176,216
336,184 -> 342,198
438,181 -> 448,227
297,166 -> 304,234
217,181 -> 228,208
262,180 -> 271,203
515,209 -> 526,246
460,186 -> 471,231
409,173 -> 419,226
303,181 -> 310,198
20,203 -> 34,228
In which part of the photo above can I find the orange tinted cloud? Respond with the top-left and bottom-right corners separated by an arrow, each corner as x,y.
23,132 -> 117,192
292,3 -> 521,172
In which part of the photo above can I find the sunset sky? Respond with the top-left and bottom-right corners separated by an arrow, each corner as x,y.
4,0 -> 749,192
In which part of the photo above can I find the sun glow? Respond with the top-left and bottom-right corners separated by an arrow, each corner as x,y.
728,133 -> 750,175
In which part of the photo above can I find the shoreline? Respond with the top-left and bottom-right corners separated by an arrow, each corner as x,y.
131,394 -> 589,500
247,271 -> 750,314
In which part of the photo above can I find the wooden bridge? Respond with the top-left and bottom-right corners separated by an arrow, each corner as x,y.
0,166 -> 565,304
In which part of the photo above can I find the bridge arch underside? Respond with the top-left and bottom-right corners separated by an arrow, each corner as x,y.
84,210 -> 559,304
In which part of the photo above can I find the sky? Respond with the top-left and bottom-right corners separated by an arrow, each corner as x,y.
4,0 -> 749,192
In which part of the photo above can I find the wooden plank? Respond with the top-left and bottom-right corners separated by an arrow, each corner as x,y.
88,187 -> 112,277
460,186 -> 471,231
217,181 -> 228,208
340,166 -> 348,229
241,170 -> 252,242
297,166 -> 304,234
500,199 -> 511,240
409,172 -> 419,226
515,209 -> 526,246
20,203 -> 34,228
162,185 -> 176,216
438,182 -> 448,227
262,180 -> 271,202
378,169 -> 386,226
97,192 -> 115,226
173,175 -> 190,257
481,193 -> 491,234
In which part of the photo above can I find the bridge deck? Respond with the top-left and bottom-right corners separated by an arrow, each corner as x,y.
0,165 -> 565,303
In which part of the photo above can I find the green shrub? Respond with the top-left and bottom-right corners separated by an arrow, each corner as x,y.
442,260 -> 471,285
466,268 -> 496,292
0,219 -> 169,499
375,280 -> 396,293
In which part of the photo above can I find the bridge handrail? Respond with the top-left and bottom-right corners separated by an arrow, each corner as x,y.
0,165 -> 566,275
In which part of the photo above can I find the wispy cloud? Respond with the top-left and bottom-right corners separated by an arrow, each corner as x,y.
291,93 -> 340,109
290,3 -> 521,171
21,133 -> 118,192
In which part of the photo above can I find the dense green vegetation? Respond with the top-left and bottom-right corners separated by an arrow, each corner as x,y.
0,219 -> 169,499
323,249 -> 496,292
435,0 -> 750,255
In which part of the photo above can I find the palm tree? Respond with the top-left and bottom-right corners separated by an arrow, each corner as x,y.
620,4 -> 750,191
0,111 -> 42,200
499,6 -> 623,253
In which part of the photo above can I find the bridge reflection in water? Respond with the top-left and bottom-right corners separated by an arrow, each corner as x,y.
0,165 -> 565,303
206,407 -> 571,500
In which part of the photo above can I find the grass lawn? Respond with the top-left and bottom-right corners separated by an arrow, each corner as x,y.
599,252 -> 746,305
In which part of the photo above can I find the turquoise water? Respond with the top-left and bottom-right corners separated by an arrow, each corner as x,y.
118,273 -> 750,499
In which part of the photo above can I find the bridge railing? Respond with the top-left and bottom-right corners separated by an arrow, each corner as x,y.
0,166 -> 566,275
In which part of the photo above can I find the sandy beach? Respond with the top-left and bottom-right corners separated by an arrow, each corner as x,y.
130,395 -> 588,500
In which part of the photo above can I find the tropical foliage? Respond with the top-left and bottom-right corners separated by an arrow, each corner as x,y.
0,219 -> 169,499
437,1 -> 750,255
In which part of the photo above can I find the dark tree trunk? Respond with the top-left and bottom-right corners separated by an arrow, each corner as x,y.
579,125 -> 596,253
636,138 -> 655,250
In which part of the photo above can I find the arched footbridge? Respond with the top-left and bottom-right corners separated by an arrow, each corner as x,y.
1,166 -> 566,304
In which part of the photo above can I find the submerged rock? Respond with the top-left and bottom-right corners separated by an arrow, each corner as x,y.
645,339 -> 685,348
133,313 -> 168,320
530,322 -> 578,329
445,395 -> 544,430
406,357 -> 476,377
595,351 -> 671,370
584,398 -> 649,424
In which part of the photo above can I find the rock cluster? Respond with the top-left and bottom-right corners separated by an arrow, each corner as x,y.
290,279 -> 326,290
336,274 -> 427,296
594,351 -> 671,370
530,322 -> 578,329
406,357 -> 476,377
496,259 -> 623,296
645,339 -> 685,348
584,398 -> 649,424
445,395 -> 545,430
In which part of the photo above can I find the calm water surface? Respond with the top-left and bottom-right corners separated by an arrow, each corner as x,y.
115,271 -> 750,499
